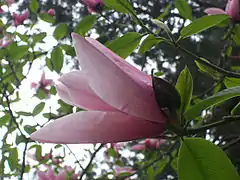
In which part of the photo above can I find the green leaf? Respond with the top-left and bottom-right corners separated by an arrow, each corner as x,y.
180,15 -> 229,39
8,44 -> 29,60
176,66 -> 193,114
34,145 -> 42,161
195,59 -> 222,80
60,44 -> 76,56
224,77 -> 240,88
8,148 -> 18,171
147,166 -> 155,180
24,125 -> 36,134
32,102 -> 45,116
157,3 -> 172,20
51,47 -> 64,73
107,32 -> 141,58
16,135 -> 26,145
39,13 -> 55,23
174,0 -> 192,20
138,34 -> 162,54
185,86 -> 240,121
178,138 -> 239,180
30,0 -> 39,13
32,32 -> 46,44
16,32 -> 29,43
46,57 -> 53,71
0,114 -> 10,127
74,15 -> 96,36
16,111 -> 32,116
233,25 -> 240,45
231,101 -> 240,115
104,0 -> 134,14
53,23 -> 69,40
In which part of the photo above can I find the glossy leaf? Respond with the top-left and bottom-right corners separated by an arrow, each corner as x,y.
32,32 -> 47,45
195,59 -> 222,80
51,47 -> 64,73
138,34 -> 162,54
180,15 -> 229,39
8,148 -> 18,171
174,0 -> 192,20
176,66 -> 193,114
107,32 -> 141,58
8,44 -> 29,60
39,13 -> 55,23
185,86 -> 240,121
74,15 -> 96,36
224,77 -> 240,88
53,23 -> 69,40
178,138 -> 239,180
104,0 -> 134,14
32,102 -> 45,116
30,0 -> 39,13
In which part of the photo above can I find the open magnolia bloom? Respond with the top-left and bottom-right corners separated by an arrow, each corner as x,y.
204,0 -> 240,21
31,33 -> 166,144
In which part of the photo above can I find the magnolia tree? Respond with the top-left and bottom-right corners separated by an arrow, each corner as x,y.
1,0 -> 240,179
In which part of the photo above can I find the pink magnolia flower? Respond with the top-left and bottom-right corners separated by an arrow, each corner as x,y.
0,7 -> 4,14
204,0 -> 240,21
12,10 -> 29,26
131,138 -> 165,151
81,0 -> 104,12
6,0 -> 15,6
30,33 -> 165,144
38,166 -> 78,180
115,166 -> 135,177
0,38 -> 12,48
47,8 -> 56,16
31,72 -> 53,94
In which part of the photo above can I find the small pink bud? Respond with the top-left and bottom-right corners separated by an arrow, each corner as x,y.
81,0 -> 104,13
47,8 -> 56,16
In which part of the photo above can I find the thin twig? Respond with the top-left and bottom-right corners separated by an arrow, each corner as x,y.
20,141 -> 28,180
65,145 -> 84,171
79,144 -> 105,180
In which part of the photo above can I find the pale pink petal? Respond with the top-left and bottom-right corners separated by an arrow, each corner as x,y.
226,0 -> 240,20
31,82 -> 39,89
56,71 -> 117,111
131,144 -> 146,151
204,8 -> 226,15
31,111 -> 164,144
37,171 -> 49,180
72,33 -> 164,123
82,0 -> 104,12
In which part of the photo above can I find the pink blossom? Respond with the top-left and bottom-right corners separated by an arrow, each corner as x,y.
131,144 -> 146,151
12,10 -> 29,26
81,0 -> 104,12
30,33 -> 165,144
31,72 -> 53,94
0,38 -> 12,48
131,138 -> 165,151
6,0 -> 15,6
115,166 -> 135,176
0,34 -> 14,48
0,7 -> 4,14
204,0 -> 240,21
47,8 -> 56,16
38,166 -> 78,180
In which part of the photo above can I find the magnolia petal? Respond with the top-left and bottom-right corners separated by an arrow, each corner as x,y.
226,0 -> 240,20
204,8 -> 226,15
31,111 -> 164,144
72,33 -> 164,123
57,71 -> 117,111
